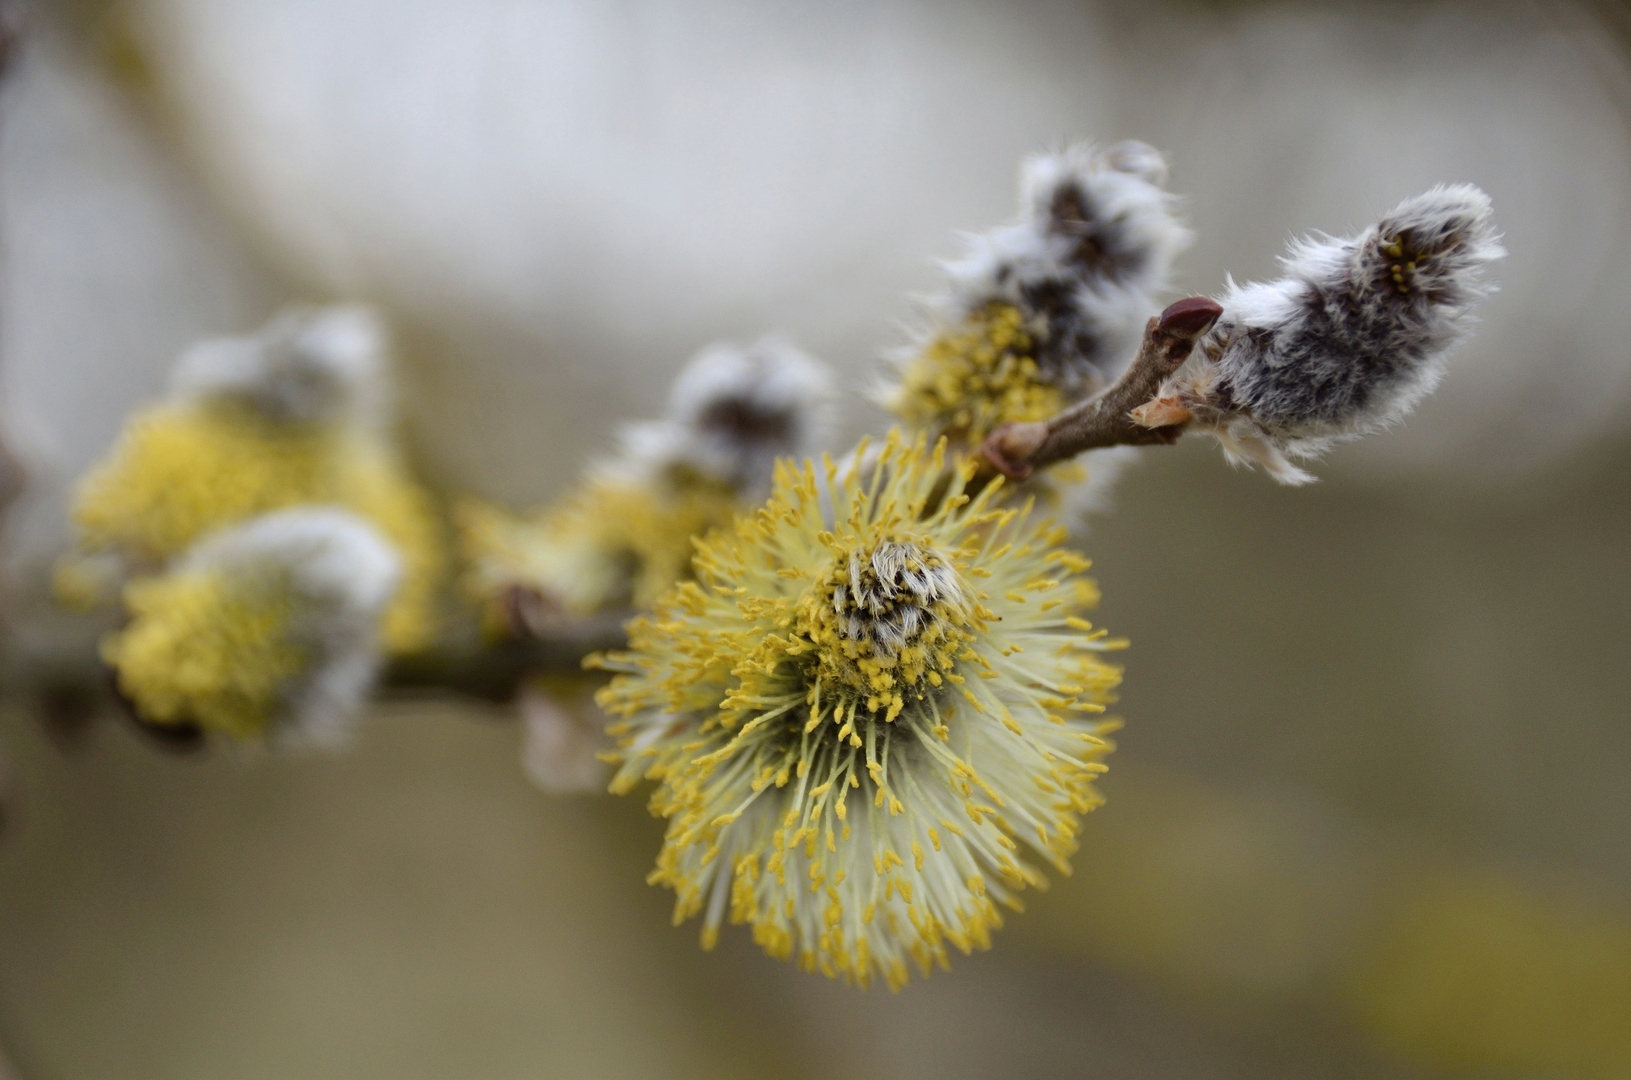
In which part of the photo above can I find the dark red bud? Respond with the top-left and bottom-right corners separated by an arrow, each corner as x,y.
1157,297 -> 1223,339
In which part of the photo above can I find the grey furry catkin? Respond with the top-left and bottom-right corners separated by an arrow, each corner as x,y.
610,335 -> 834,500
937,140 -> 1192,395
1138,184 -> 1504,484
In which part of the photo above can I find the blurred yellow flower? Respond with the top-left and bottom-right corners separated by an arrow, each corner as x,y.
457,336 -> 833,637
102,507 -> 401,746
106,567 -> 305,741
1353,872 -> 1631,1077
457,474 -> 742,630
66,399 -> 442,654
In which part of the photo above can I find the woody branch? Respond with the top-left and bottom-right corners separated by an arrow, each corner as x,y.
979,296 -> 1222,480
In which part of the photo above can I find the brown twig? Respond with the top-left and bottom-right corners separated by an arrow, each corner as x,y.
382,610 -> 632,703
980,296 -> 1222,480
1,611 -> 635,755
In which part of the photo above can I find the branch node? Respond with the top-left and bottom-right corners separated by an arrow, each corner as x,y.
981,420 -> 1047,480
976,296 -> 1221,477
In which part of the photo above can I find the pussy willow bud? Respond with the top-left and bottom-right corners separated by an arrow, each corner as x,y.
1136,184 -> 1504,484
948,140 -> 1191,394
103,507 -> 400,748
884,141 -> 1191,453
615,335 -> 835,499
169,303 -> 389,427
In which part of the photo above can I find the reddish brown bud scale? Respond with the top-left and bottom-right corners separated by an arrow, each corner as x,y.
1156,296 -> 1224,339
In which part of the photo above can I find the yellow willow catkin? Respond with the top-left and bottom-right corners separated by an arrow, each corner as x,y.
595,431 -> 1122,989
66,400 -> 442,653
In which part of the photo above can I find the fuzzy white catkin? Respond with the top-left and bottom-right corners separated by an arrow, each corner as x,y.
1166,184 -> 1505,485
181,506 -> 401,748
937,140 -> 1191,394
609,335 -> 835,499
169,303 -> 390,427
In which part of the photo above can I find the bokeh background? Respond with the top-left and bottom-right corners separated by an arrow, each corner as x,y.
2,0 -> 1630,1076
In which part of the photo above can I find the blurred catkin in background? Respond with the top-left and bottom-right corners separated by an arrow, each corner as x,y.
1,0 -> 1630,1077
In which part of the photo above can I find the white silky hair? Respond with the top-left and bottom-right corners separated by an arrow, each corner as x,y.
1170,183 -> 1504,485
1013,140 -> 1188,298
934,140 -> 1192,392
832,540 -> 964,658
606,335 -> 836,498
181,505 -> 402,748
169,303 -> 390,427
